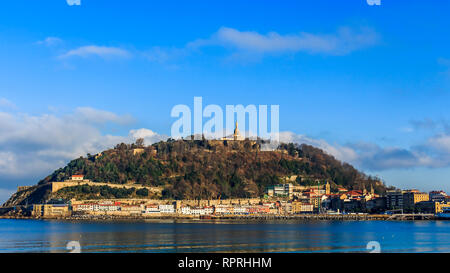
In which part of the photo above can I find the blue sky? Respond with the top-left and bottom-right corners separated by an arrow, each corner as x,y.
0,0 -> 450,202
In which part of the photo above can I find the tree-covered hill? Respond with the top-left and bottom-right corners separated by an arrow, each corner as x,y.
31,138 -> 386,201
3,138 -> 387,206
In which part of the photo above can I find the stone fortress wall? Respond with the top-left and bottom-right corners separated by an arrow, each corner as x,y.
51,180 -> 163,194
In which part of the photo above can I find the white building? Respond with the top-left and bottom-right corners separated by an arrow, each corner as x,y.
181,206 -> 192,215
191,207 -> 206,215
233,206 -> 248,215
94,204 -> 120,211
144,205 -> 160,213
214,205 -> 230,215
71,174 -> 84,181
159,204 -> 175,214
204,206 -> 214,215
74,204 -> 94,211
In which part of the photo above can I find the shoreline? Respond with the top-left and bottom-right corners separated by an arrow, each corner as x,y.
0,213 -> 441,221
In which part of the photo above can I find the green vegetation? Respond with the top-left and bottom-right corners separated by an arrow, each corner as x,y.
35,138 -> 385,201
54,185 -> 145,200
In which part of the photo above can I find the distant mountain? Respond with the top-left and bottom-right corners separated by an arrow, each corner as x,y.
2,138 -> 387,207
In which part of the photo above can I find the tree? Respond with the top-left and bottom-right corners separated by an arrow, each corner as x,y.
135,138 -> 145,148
136,188 -> 149,197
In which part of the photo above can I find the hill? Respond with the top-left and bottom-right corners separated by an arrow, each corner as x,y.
2,138 -> 387,207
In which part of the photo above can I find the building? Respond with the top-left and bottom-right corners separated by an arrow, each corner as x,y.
17,186 -> 32,192
191,207 -> 206,215
94,203 -> 121,212
32,204 -> 71,218
265,184 -> 294,197
386,189 -> 403,210
204,206 -> 214,215
132,148 -> 145,155
415,201 -> 437,214
429,191 -> 447,202
71,174 -> 84,181
365,197 -> 387,213
73,203 -> 94,211
343,199 -> 363,212
181,206 -> 192,215
144,205 -> 160,214
403,190 -> 429,212
435,202 -> 450,213
214,204 -> 231,215
158,204 -> 175,214
233,206 -> 247,215
291,202 -> 314,214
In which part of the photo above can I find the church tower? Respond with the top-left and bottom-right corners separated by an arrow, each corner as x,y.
325,180 -> 331,195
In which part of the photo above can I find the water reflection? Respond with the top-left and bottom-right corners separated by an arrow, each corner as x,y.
1,219 -> 450,253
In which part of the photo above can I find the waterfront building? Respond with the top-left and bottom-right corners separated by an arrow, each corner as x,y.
204,206 -> 214,215
414,201 -> 436,214
435,202 -> 450,213
181,206 -> 192,215
94,203 -> 121,212
343,199 -> 362,212
32,204 -> 71,217
403,190 -> 429,212
144,205 -> 160,213
256,205 -> 271,214
73,203 -> 94,211
291,202 -> 314,214
429,191 -> 447,202
191,207 -> 206,215
232,206 -> 246,214
158,204 -> 175,214
386,189 -> 404,210
214,204 -> 231,215
365,197 -> 387,213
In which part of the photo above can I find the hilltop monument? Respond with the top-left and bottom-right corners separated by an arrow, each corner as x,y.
222,121 -> 245,141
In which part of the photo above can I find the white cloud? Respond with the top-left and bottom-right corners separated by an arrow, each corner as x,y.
129,128 -> 168,145
66,0 -> 81,6
280,131 -> 450,172
0,106 -> 165,181
0,98 -> 16,109
188,26 -> 379,56
75,107 -> 135,125
427,134 -> 450,154
59,45 -> 131,59
279,131 -> 358,163
36,37 -> 63,47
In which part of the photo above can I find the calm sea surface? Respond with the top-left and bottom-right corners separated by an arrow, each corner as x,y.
0,219 -> 449,253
